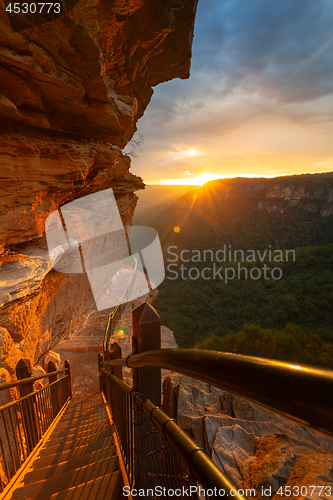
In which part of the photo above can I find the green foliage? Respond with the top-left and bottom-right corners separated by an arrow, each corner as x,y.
141,173 -> 333,255
146,174 -> 333,350
154,197 -> 333,253
153,245 -> 333,347
195,323 -> 333,369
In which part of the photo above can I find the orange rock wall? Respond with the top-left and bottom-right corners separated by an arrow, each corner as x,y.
0,0 -> 198,369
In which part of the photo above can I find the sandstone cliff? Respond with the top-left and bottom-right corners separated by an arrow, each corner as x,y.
0,0 -> 198,374
204,174 -> 333,216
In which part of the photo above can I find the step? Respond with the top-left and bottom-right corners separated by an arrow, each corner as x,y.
25,446 -> 117,484
40,428 -> 113,456
44,470 -> 122,500
56,400 -> 106,416
51,415 -> 110,436
58,396 -> 105,412
46,420 -> 111,445
32,436 -> 114,469
12,456 -> 119,500
60,399 -> 105,414
48,419 -> 110,444
64,393 -> 104,409
56,406 -> 107,425
53,415 -> 109,432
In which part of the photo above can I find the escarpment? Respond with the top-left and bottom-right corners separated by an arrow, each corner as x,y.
0,0 -> 199,372
205,174 -> 333,216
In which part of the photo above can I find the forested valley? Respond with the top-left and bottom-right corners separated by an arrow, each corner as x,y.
136,174 -> 333,367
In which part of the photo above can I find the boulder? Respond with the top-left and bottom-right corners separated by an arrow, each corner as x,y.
43,351 -> 61,371
162,373 -> 333,498
0,327 -> 21,375
32,365 -> 47,390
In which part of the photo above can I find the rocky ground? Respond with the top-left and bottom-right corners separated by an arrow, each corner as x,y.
163,373 -> 333,499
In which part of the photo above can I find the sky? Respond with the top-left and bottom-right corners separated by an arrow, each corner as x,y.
127,0 -> 333,185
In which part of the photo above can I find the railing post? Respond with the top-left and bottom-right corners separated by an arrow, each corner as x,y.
132,302 -> 161,407
47,362 -> 60,418
15,359 -> 40,451
64,360 -> 72,399
98,354 -> 104,393
109,342 -> 128,474
111,343 -> 123,380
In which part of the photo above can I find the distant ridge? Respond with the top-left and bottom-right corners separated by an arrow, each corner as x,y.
135,172 -> 333,229
149,172 -> 333,347
133,184 -> 196,224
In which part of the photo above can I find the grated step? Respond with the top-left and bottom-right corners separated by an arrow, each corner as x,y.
43,470 -> 122,500
31,435 -> 114,469
40,428 -> 113,455
55,407 -> 107,425
24,446 -> 117,485
46,421 -> 111,446
11,456 -> 119,500
49,415 -> 110,439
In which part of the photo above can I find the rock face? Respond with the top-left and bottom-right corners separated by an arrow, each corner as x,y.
52,289 -> 169,396
0,0 -> 198,366
162,374 -> 333,498
91,0 -> 199,121
204,174 -> 333,216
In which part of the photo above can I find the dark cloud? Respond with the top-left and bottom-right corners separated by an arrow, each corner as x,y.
131,0 -> 333,181
191,0 -> 333,104
143,0 -> 333,133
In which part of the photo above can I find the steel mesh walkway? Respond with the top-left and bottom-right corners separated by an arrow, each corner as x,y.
7,393 -> 121,500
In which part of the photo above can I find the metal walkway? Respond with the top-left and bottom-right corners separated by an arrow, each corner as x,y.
8,393 -> 121,500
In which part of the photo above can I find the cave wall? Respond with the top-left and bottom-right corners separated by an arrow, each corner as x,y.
0,0 -> 199,372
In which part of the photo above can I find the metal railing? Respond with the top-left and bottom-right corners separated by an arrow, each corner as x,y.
106,348 -> 333,438
0,361 -> 72,492
99,303 -> 333,499
99,362 -> 240,500
103,256 -> 138,353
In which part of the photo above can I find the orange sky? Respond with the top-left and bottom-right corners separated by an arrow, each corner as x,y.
127,0 -> 333,185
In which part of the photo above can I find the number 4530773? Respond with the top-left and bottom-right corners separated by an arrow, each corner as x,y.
6,3 -> 61,14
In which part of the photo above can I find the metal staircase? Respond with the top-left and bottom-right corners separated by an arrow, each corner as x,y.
1,302 -> 333,500
7,393 -> 121,500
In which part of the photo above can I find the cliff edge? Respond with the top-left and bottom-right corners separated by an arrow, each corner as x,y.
0,0 -> 198,371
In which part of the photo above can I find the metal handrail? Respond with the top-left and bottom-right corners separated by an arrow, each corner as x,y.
104,348 -> 333,437
0,362 -> 72,493
101,366 -> 245,500
0,369 -> 68,392
103,255 -> 138,352
0,375 -> 69,413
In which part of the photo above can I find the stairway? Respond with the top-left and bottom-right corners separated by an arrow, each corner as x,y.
9,393 -> 122,500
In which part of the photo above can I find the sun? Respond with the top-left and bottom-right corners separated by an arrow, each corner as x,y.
161,173 -> 222,186
154,172 -> 276,186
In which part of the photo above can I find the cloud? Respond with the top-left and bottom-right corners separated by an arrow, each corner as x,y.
190,0 -> 333,106
131,0 -> 333,181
